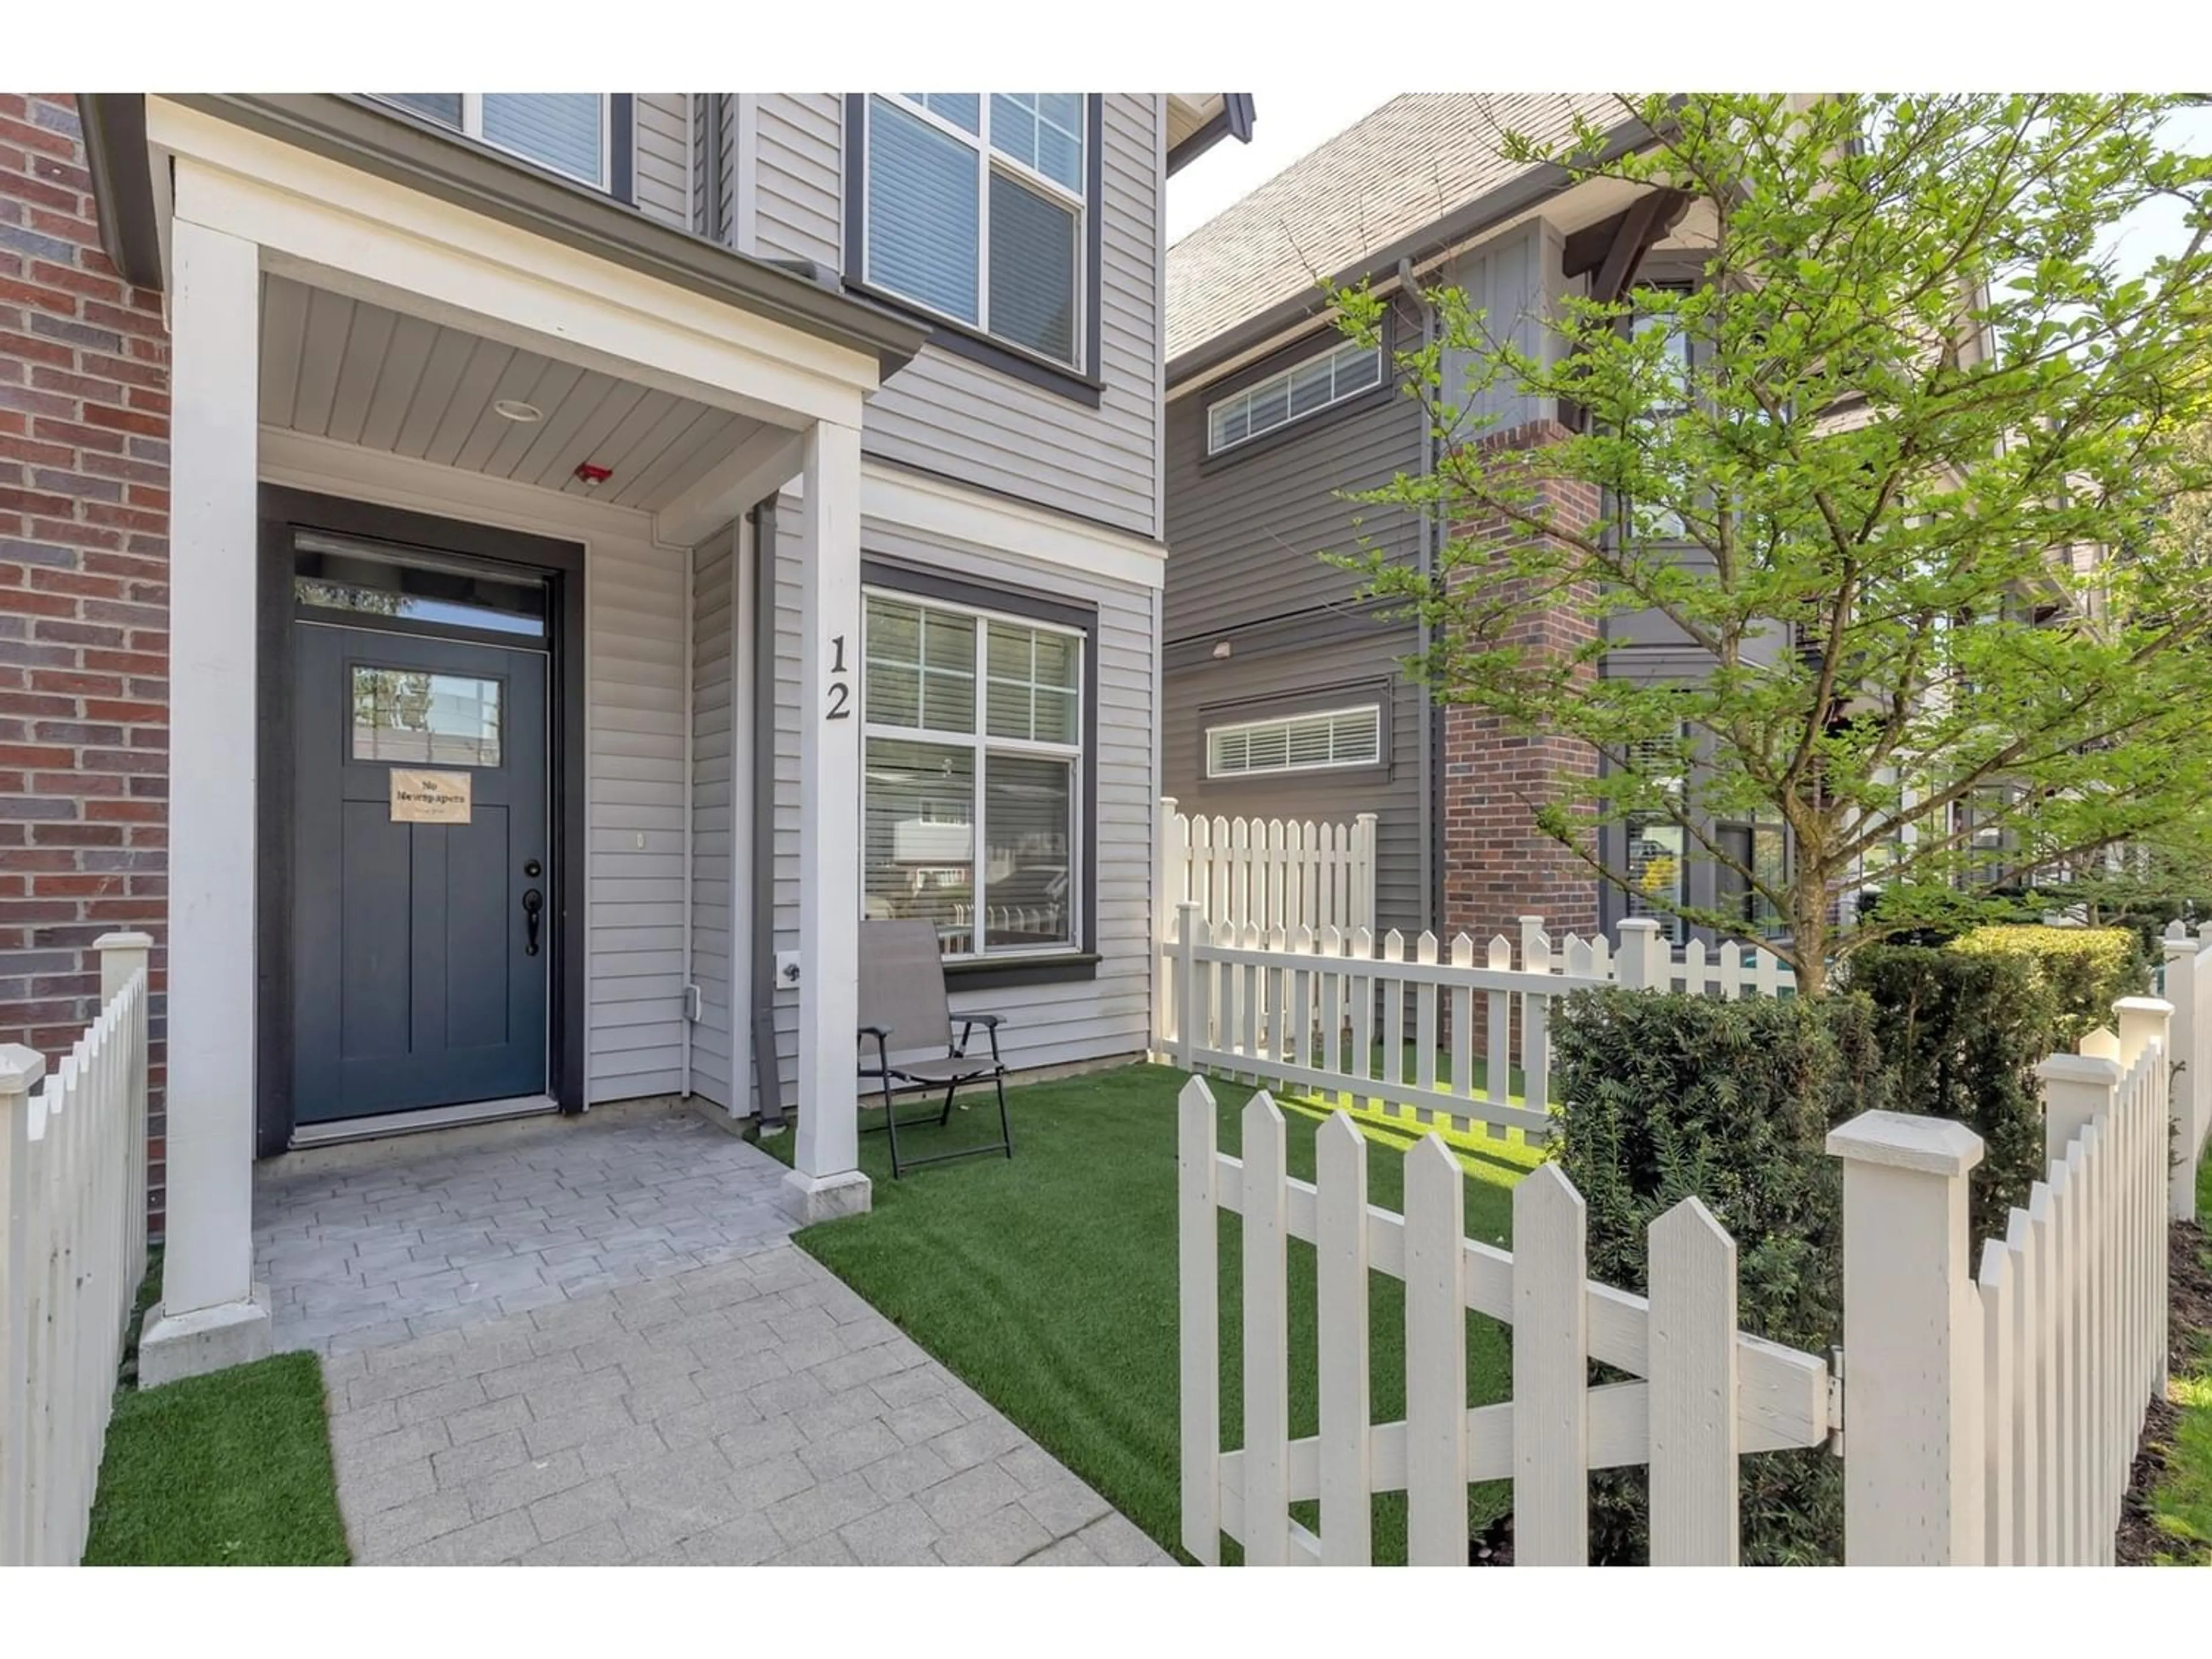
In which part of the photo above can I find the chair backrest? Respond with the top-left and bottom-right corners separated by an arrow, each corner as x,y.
858,919 -> 953,1063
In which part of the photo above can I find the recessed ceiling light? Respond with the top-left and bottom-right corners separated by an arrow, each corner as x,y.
494,399 -> 544,423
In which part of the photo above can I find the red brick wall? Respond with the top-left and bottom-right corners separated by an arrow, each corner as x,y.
1439,421 -> 1601,955
0,93 -> 172,1231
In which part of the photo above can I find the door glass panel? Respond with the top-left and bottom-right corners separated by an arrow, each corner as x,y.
352,667 -> 503,766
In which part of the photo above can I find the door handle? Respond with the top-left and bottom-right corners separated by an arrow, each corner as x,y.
522,888 -> 543,957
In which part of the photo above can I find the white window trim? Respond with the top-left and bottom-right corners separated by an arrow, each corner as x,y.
861,94 -> 1089,369
861,586 -> 1086,961
1204,702 -> 1383,780
370,94 -> 611,192
1206,337 -> 1384,456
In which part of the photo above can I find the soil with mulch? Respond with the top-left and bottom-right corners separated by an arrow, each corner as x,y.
2117,1217 -> 2211,1566
1469,1513 -> 1514,1565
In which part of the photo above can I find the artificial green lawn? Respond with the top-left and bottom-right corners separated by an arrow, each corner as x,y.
82,1252 -> 351,1566
764,1062 -> 1544,1564
2147,1153 -> 2212,1565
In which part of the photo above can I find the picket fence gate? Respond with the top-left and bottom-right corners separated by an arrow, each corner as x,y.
1177,1077 -> 1833,1565
0,933 -> 153,1567
1164,906 -> 1794,1140
1154,800 -> 1377,1049
1178,988 -> 2186,1567
2161,921 -> 2212,1221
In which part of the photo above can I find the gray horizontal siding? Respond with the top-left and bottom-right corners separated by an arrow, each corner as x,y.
763,490 -> 1157,1092
634,94 -> 691,230
751,93 -> 843,268
588,535 -> 689,1102
1162,620 -> 1429,938
688,529 -> 736,1108
748,93 -> 1164,538
1163,321 -> 1424,641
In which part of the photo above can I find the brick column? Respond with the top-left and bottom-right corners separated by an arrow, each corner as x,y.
1438,420 -> 1601,953
0,94 -> 172,1233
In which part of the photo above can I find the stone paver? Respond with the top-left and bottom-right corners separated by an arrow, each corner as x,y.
257,1106 -> 1169,1566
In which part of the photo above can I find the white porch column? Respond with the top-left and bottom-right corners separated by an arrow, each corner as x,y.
781,418 -> 870,1224
138,217 -> 272,1385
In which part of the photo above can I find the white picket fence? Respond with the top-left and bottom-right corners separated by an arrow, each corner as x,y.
1179,989 -> 2187,1566
1154,800 -> 1377,1049
1942,998 -> 2171,1565
0,932 -> 153,1567
1164,906 -> 1795,1140
2161,921 -> 2212,1221
1177,1077 -> 1833,1565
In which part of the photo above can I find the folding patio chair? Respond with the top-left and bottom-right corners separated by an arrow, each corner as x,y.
857,918 -> 1015,1178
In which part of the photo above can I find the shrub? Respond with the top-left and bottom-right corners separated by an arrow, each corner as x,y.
1841,945 -> 2053,1238
1550,988 -> 1886,1565
1948,924 -> 2145,1048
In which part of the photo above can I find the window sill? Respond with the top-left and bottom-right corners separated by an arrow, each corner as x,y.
942,951 -> 1100,992
842,278 -> 1104,408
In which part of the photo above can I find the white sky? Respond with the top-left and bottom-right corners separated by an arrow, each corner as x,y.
1167,97 -> 2212,276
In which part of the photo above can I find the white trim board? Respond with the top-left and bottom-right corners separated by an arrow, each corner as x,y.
781,460 -> 1167,592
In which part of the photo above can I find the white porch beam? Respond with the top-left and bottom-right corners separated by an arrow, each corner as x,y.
139,218 -> 273,1386
654,427 -> 805,549
782,419 -> 869,1224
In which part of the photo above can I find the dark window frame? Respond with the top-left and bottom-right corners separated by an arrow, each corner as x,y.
842,94 -> 1106,408
859,555 -> 1100,990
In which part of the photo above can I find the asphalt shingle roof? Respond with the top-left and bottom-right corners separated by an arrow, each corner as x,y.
1166,93 -> 1632,365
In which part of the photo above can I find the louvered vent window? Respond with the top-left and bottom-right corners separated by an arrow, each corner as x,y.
1206,338 -> 1383,454
1206,705 -> 1382,779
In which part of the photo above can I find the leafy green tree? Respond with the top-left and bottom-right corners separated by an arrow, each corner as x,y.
1335,94 -> 2212,993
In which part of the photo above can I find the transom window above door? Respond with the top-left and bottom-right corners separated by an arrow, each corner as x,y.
370,94 -> 613,191
857,94 -> 1091,369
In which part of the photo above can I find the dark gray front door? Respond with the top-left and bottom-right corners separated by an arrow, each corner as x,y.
292,624 -> 550,1123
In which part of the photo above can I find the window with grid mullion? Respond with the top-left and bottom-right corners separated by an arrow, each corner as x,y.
868,94 -> 1084,367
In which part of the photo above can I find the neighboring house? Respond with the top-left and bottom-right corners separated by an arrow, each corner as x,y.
1162,93 -> 1779,953
0,92 -> 1248,1382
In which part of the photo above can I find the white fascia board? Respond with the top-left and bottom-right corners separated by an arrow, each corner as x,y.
148,99 -> 876,434
779,461 -> 1168,592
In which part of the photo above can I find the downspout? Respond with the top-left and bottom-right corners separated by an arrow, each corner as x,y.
679,543 -> 696,1099
1400,255 -> 1440,936
749,500 -> 788,1133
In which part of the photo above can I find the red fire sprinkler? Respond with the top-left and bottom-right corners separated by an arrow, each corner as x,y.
574,461 -> 613,486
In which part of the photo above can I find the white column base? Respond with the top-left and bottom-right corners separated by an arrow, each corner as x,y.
138,1284 -> 275,1388
779,1168 -> 872,1226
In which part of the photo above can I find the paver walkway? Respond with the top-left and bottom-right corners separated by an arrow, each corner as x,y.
254,1108 -> 1168,1566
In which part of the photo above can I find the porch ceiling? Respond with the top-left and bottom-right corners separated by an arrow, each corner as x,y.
258,274 -> 772,514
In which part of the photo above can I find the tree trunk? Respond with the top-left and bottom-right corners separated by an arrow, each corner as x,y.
1790,880 -> 1830,998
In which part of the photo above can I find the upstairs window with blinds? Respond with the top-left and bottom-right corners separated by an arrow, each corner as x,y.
1206,337 -> 1384,454
1206,704 -> 1382,779
372,94 -> 610,190
862,94 -> 1088,368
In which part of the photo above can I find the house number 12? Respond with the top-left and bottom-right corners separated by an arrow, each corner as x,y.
825,633 -> 851,721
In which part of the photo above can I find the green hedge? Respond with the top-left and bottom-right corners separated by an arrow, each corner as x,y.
1550,988 -> 1885,1565
1842,945 -> 2053,1239
1948,925 -> 2144,1048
